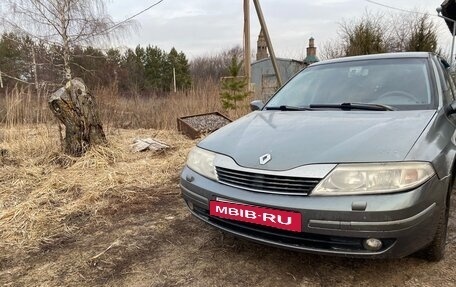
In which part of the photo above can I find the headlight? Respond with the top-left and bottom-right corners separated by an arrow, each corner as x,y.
186,147 -> 217,180
312,162 -> 435,195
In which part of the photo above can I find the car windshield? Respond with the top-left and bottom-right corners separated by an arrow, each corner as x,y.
266,58 -> 435,110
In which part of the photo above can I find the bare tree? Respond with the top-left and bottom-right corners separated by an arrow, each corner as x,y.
387,12 -> 438,53
339,11 -> 388,56
321,10 -> 440,60
387,12 -> 414,52
1,0 -> 126,155
319,39 -> 345,61
2,0 -> 119,81
405,14 -> 438,52
190,46 -> 243,86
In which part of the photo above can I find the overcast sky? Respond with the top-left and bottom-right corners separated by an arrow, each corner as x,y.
108,0 -> 454,59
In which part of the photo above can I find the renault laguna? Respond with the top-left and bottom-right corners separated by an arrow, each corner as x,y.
180,52 -> 456,261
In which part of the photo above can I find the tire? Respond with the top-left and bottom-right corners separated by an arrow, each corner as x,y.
421,178 -> 452,262
421,203 -> 449,261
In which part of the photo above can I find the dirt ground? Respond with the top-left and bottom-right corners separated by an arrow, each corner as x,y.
2,187 -> 456,287
1,126 -> 456,286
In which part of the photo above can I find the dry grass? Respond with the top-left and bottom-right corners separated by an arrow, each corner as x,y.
0,86 -> 53,126
0,81 -> 252,129
0,124 -> 195,258
0,82 -> 252,285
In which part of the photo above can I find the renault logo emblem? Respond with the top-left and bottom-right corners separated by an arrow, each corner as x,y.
259,153 -> 271,165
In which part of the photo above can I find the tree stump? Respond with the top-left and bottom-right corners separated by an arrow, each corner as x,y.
49,78 -> 107,156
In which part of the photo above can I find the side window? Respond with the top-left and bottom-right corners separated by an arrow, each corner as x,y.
433,57 -> 454,103
446,70 -> 456,100
440,57 -> 455,100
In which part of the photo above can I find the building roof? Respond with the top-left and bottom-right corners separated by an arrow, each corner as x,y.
251,57 -> 304,66
304,55 -> 319,64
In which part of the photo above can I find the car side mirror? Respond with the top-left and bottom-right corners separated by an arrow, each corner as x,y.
250,100 -> 264,111
440,58 -> 451,70
448,100 -> 456,115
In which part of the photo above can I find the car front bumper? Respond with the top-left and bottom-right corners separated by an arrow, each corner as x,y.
180,166 -> 448,259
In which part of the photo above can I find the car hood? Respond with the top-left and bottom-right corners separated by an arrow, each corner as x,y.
198,110 -> 436,171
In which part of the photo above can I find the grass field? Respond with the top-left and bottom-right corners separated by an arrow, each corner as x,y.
0,124 -> 193,251
0,81 -> 250,285
0,82 -> 251,129
0,124 -> 196,285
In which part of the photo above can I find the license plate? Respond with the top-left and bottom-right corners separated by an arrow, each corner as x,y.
209,199 -> 302,232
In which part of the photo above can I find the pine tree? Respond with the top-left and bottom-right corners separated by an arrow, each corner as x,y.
121,47 -> 146,93
176,51 -> 192,90
0,33 -> 25,86
163,47 -> 178,91
164,47 -> 191,91
219,56 -> 249,116
144,45 -> 165,91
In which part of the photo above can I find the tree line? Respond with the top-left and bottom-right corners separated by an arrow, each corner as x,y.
1,10 -> 443,96
0,33 -> 191,94
320,12 -> 440,60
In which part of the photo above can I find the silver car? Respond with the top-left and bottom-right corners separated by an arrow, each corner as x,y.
180,52 -> 455,261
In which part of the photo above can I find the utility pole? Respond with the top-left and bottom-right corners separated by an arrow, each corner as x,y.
252,0 -> 282,87
173,67 -> 177,93
243,0 -> 251,88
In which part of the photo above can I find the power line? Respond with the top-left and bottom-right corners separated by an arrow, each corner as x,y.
2,0 -> 166,47
78,0 -> 166,42
365,0 -> 438,17
108,0 -> 165,32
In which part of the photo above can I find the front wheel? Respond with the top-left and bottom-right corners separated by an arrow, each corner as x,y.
420,178 -> 452,262
421,203 -> 449,261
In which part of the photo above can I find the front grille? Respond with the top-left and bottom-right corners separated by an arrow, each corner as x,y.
216,167 -> 320,195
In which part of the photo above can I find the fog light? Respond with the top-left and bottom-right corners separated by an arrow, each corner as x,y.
187,201 -> 194,211
363,238 -> 383,251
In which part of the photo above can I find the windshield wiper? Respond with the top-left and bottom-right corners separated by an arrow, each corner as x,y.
265,105 -> 313,111
309,102 -> 395,111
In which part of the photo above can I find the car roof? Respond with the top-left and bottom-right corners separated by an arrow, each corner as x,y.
311,52 -> 432,67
